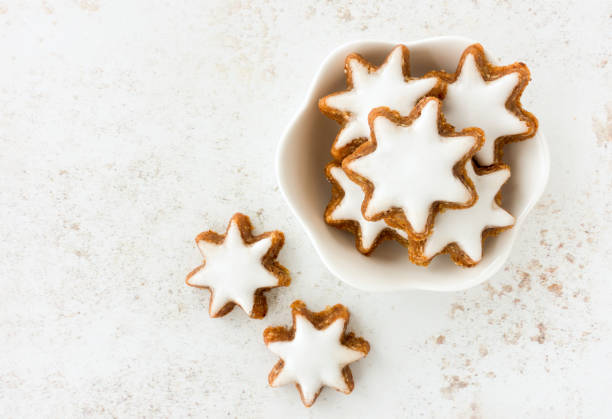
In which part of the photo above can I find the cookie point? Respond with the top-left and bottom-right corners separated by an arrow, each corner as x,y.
290,300 -> 307,311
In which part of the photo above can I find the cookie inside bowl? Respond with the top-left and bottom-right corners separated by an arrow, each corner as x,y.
276,37 -> 549,292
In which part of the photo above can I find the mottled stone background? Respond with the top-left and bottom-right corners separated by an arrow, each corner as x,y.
0,1 -> 610,418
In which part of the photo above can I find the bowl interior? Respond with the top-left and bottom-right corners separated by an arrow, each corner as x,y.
276,37 -> 549,292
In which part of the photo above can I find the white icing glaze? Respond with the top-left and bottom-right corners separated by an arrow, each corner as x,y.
267,315 -> 365,406
325,45 -> 438,152
442,53 -> 528,166
346,99 -> 478,234
329,166 -> 408,250
186,219 -> 278,316
424,163 -> 514,261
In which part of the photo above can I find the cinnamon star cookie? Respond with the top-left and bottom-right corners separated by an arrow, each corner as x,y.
319,44 -> 443,160
430,43 -> 538,166
186,213 -> 290,318
325,161 -> 409,255
342,97 -> 484,240
264,300 -> 370,407
411,161 -> 515,267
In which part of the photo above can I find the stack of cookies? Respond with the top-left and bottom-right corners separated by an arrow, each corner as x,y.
319,44 -> 538,267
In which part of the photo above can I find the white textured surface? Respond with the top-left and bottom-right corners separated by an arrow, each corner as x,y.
0,1 -> 610,418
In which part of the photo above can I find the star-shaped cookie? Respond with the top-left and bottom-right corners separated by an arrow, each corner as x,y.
185,213 -> 290,319
431,43 -> 538,166
412,162 -> 515,267
325,162 -> 409,255
263,300 -> 370,407
319,44 -> 443,160
342,97 -> 484,240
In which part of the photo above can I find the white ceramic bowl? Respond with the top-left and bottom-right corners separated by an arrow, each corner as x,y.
276,36 -> 549,292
